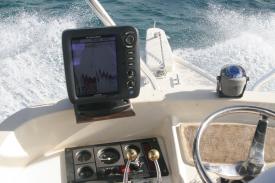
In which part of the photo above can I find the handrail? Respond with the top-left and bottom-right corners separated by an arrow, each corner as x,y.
86,0 -> 159,90
158,32 -> 166,68
174,55 -> 216,84
252,68 -> 275,91
85,0 -> 115,26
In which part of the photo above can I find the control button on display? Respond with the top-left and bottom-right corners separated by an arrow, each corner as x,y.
126,45 -> 134,48
127,80 -> 135,88
128,70 -> 135,77
128,62 -> 134,66
129,90 -> 134,95
125,35 -> 135,45
128,57 -> 134,61
127,51 -> 134,55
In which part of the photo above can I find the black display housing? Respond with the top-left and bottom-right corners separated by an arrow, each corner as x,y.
62,26 -> 140,105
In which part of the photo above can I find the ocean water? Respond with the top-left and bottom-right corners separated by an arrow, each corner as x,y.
0,0 -> 275,122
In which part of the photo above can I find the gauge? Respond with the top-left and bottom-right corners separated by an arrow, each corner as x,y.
76,150 -> 92,163
97,148 -> 121,164
77,166 -> 94,179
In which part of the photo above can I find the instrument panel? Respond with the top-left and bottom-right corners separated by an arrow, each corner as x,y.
65,138 -> 169,182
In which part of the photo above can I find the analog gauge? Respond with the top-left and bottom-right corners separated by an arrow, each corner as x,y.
76,150 -> 92,163
77,166 -> 94,179
97,148 -> 121,164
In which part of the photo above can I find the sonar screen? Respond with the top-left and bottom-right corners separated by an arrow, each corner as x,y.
62,26 -> 140,121
71,36 -> 118,97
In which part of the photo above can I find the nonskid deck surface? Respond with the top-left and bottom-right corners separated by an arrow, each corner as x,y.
179,123 -> 275,165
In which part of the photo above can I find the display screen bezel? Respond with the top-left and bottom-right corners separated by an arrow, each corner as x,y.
62,26 -> 140,104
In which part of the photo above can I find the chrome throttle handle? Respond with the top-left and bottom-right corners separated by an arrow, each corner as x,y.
123,149 -> 138,183
148,149 -> 162,183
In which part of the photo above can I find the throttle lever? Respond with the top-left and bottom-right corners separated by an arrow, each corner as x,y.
123,149 -> 138,183
148,149 -> 162,183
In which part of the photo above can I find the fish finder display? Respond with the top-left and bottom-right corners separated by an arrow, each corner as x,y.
71,36 -> 118,97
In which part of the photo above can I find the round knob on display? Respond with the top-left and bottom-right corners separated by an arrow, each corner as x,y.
148,149 -> 160,161
125,35 -> 135,45
128,70 -> 135,77
126,149 -> 138,161
127,80 -> 135,88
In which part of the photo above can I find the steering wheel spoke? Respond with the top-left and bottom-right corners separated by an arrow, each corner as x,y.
245,115 -> 268,177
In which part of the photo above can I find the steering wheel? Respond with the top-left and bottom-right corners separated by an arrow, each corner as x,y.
193,106 -> 275,183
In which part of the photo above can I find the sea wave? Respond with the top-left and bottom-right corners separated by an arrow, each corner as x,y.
0,8 -> 97,123
174,5 -> 275,91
